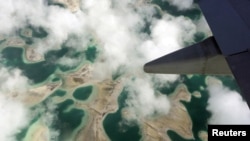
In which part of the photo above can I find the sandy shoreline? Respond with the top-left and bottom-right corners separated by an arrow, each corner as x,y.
140,85 -> 194,141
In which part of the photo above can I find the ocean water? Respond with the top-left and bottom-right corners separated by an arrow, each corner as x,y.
51,89 -> 67,97
103,89 -> 141,141
73,85 -> 93,101
178,75 -> 210,141
103,74 -> 238,141
1,1 -> 240,141
1,47 -> 56,83
103,75 -> 209,141
152,0 -> 202,19
0,44 -> 97,83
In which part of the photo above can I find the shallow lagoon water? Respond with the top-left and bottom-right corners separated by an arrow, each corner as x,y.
73,85 -> 93,101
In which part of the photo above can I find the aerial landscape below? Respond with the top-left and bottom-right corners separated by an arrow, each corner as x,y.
0,0 -> 250,141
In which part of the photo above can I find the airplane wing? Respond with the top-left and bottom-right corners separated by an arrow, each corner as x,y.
144,0 -> 250,107
144,36 -> 232,75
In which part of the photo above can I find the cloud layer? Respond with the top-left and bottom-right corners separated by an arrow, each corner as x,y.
0,0 -> 200,126
164,0 -> 194,10
206,77 -> 250,124
124,78 -> 171,122
2,0 -> 243,140
0,68 -> 31,141
0,94 -> 30,141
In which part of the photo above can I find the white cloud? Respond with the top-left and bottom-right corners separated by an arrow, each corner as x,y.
0,0 -> 209,132
1,2 -> 245,140
0,95 -> 30,141
206,77 -> 250,124
141,14 -> 196,61
34,6 -> 88,54
0,0 -> 88,54
194,15 -> 212,37
0,0 -> 47,35
164,0 -> 194,10
57,56 -> 81,68
151,74 -> 179,88
0,0 -> 197,78
124,78 -> 171,122
0,68 -> 31,141
0,67 -> 30,95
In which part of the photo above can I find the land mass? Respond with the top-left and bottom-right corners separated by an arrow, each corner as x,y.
121,85 -> 195,141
